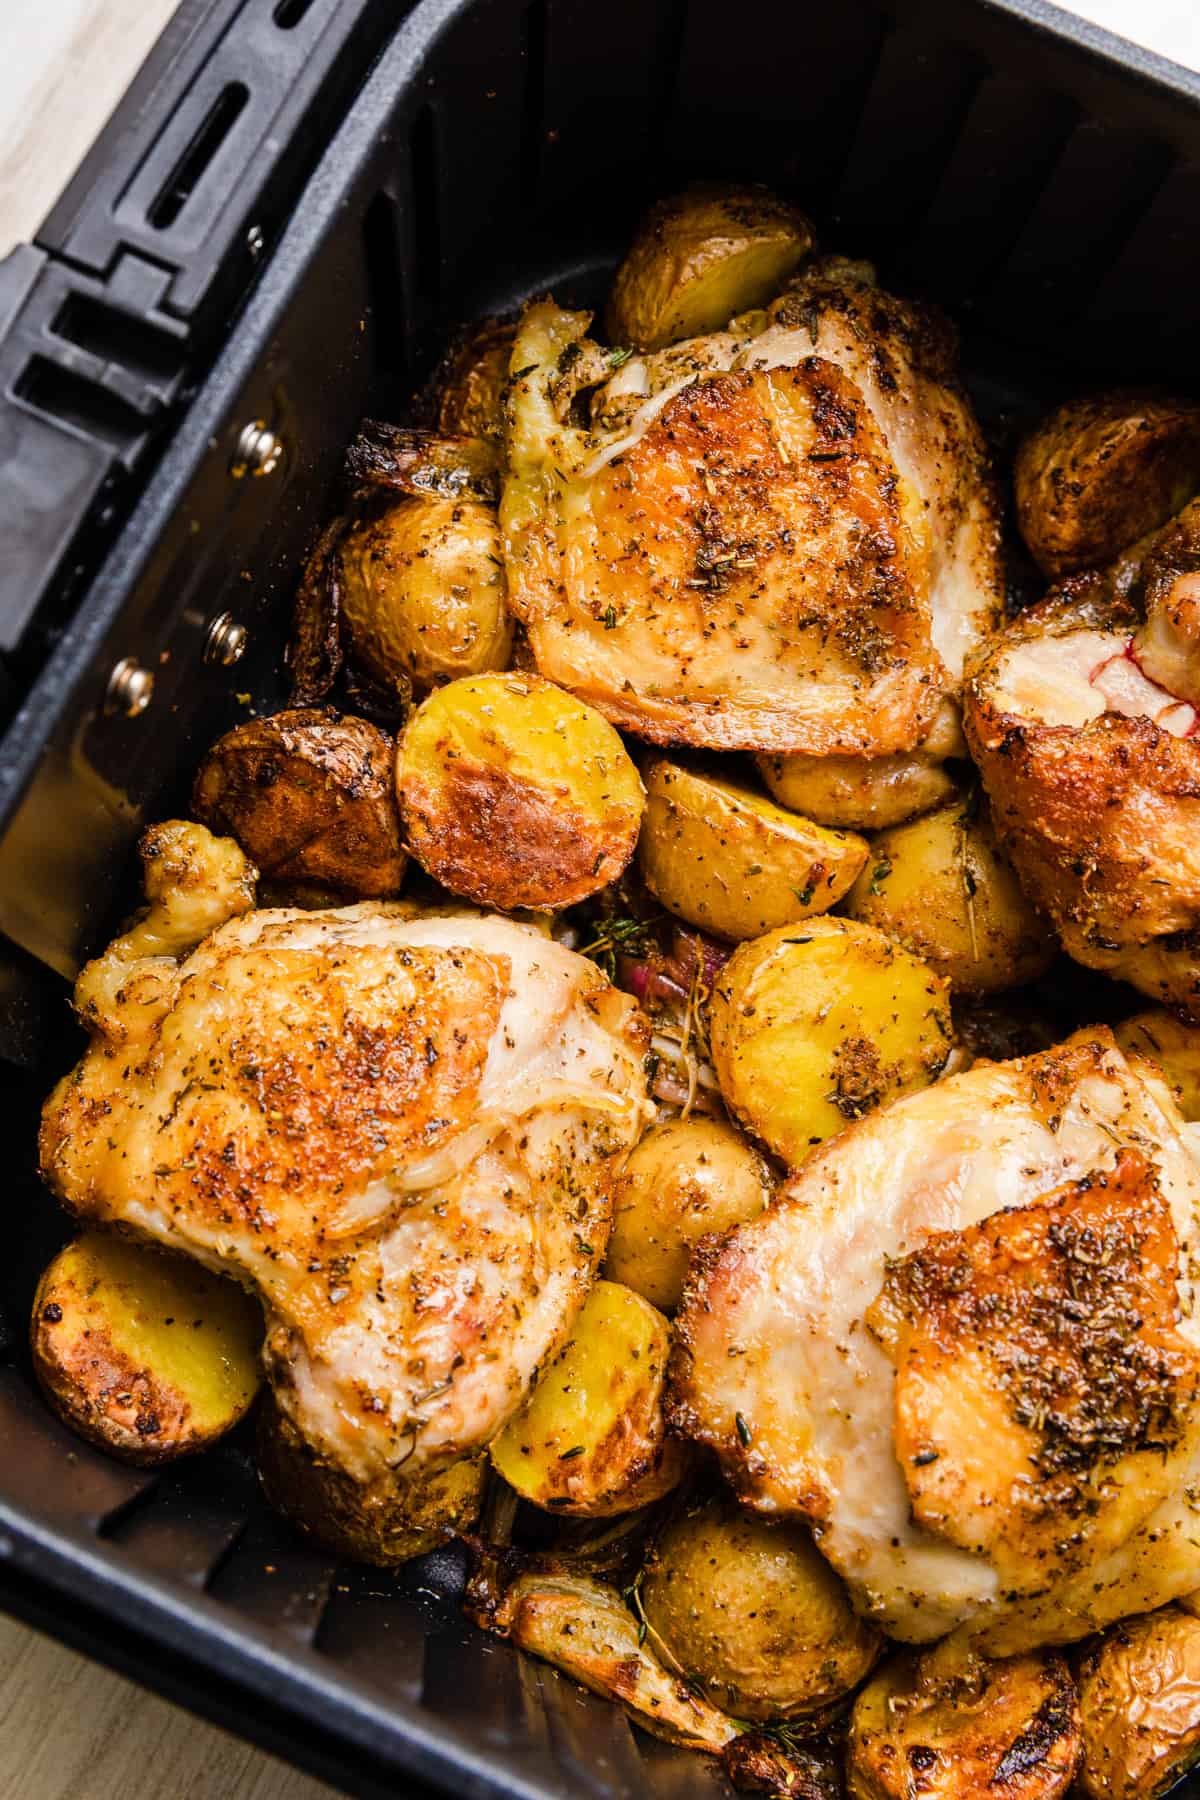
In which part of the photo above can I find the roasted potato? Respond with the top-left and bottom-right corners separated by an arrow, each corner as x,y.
845,794 -> 1056,995
193,707 -> 406,897
642,1498 -> 880,1723
1114,1010 -> 1200,1120
431,318 -> 517,441
755,699 -> 966,830
397,672 -> 644,910
1015,391 -> 1200,579
603,1117 -> 772,1312
606,184 -> 814,350
638,760 -> 867,941
257,1400 -> 485,1565
337,495 -> 512,695
847,1641 -> 1081,1800
1077,1607 -> 1200,1800
709,918 -> 953,1166
488,1280 -> 685,1517
31,1232 -> 262,1465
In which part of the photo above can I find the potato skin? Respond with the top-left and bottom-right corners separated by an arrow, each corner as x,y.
710,918 -> 953,1166
193,707 -> 406,897
607,184 -> 814,350
756,698 -> 967,829
1076,1607 -> 1200,1800
397,672 -> 644,910
847,1642 -> 1081,1800
431,318 -> 517,441
337,495 -> 512,694
642,1498 -> 880,1723
1015,392 -> 1200,579
488,1281 -> 686,1517
846,796 -> 1055,995
1114,1011 -> 1200,1120
638,760 -> 867,941
603,1118 -> 772,1312
32,1233 -> 262,1466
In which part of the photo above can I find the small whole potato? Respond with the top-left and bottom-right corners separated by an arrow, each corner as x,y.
606,184 -> 814,351
604,1118 -> 772,1312
847,1640 -> 1081,1800
1077,1607 -> 1200,1800
1015,391 -> 1200,578
845,794 -> 1055,995
397,672 -> 644,910
193,707 -> 406,897
638,759 -> 867,941
489,1281 -> 685,1517
32,1232 -> 262,1466
641,1498 -> 881,1723
756,700 -> 966,830
710,918 -> 953,1166
338,494 -> 512,694
1114,1010 -> 1200,1120
431,317 -> 518,441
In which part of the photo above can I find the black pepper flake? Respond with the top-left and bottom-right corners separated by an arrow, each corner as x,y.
41,1303 -> 63,1324
735,1411 -> 753,1448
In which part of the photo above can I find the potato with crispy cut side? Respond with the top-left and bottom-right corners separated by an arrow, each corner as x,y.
257,1400 -> 485,1565
845,794 -> 1055,995
193,707 -> 406,898
606,184 -> 814,351
1114,1011 -> 1200,1120
642,1497 -> 881,1724
709,918 -> 953,1166
847,1640 -> 1081,1800
431,318 -> 517,441
396,672 -> 644,910
337,495 -> 512,696
1015,391 -> 1200,579
756,699 -> 966,830
637,760 -> 867,941
603,1118 -> 773,1313
489,1281 -> 685,1517
1077,1607 -> 1200,1800
31,1233 -> 262,1466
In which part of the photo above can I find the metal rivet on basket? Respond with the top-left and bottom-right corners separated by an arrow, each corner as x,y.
204,612 -> 249,666
231,420 -> 284,478
105,657 -> 155,717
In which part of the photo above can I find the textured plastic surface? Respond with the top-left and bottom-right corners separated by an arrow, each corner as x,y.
3,0 -> 1200,1795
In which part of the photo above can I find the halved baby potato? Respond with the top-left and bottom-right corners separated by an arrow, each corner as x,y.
1114,1010 -> 1200,1121
710,918 -> 953,1166
603,1117 -> 773,1313
397,672 -> 644,910
1077,1606 -> 1200,1800
32,1232 -> 263,1466
638,760 -> 867,941
488,1280 -> 685,1517
606,184 -> 814,350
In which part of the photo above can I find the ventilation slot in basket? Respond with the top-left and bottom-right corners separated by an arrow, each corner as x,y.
147,82 -> 249,230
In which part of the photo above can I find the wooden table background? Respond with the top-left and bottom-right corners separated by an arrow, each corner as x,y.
0,0 -> 1197,1794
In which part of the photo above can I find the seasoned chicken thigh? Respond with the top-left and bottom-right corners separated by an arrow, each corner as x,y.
670,1032 -> 1200,1652
40,823 -> 650,1494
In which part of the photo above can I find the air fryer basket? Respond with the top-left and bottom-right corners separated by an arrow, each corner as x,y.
4,1 -> 1200,1794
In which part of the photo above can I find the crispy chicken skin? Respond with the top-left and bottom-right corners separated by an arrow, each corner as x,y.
669,1032 -> 1200,1651
502,259 -> 1001,755
40,823 -> 650,1490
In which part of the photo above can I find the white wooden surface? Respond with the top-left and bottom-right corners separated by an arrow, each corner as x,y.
0,0 -> 1197,1796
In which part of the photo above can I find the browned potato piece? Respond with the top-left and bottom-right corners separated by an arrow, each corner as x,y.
1077,1607 -> 1200,1800
845,795 -> 1055,995
756,699 -> 966,829
193,707 -> 406,897
397,672 -> 644,910
257,1400 -> 485,1566
606,184 -> 814,350
603,1118 -> 772,1312
489,1281 -> 685,1517
1015,392 -> 1200,579
638,760 -> 867,941
847,1640 -> 1081,1800
337,496 -> 512,695
642,1498 -> 881,1723
432,318 -> 517,440
1114,1010 -> 1200,1120
32,1233 -> 262,1466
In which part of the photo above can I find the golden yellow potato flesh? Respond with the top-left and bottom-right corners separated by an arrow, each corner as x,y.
1114,1011 -> 1200,1121
603,1117 -> 772,1312
31,1232 -> 262,1466
710,918 -> 953,1166
1077,1607 -> 1200,1800
845,796 -> 1056,995
638,760 -> 867,941
489,1280 -> 685,1517
396,672 -> 644,910
641,1498 -> 880,1723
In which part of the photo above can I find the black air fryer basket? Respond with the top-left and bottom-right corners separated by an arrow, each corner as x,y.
3,1 -> 1200,1794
